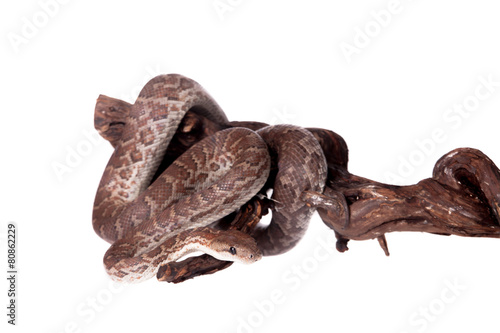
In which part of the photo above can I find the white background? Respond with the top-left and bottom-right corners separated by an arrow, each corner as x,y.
2,0 -> 500,332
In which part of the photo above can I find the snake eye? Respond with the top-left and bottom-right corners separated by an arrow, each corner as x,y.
229,246 -> 237,255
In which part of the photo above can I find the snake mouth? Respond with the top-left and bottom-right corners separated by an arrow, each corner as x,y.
250,253 -> 262,262
109,121 -> 126,127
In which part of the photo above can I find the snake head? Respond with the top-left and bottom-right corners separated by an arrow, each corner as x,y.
209,229 -> 262,264
94,94 -> 131,148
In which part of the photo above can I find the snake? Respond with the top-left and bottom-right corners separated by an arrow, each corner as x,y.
93,74 -> 327,283
252,125 -> 328,255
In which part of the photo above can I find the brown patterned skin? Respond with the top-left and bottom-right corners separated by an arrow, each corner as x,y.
94,79 -> 500,283
93,74 -> 270,283
103,127 -> 270,283
93,74 -> 332,282
105,227 -> 262,283
93,74 -> 232,243
253,125 -> 328,255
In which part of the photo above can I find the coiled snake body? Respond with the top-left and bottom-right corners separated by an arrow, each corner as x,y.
93,74 -> 327,282
94,74 -> 500,284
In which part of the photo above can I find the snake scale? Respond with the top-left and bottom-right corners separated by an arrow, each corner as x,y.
93,74 -> 328,283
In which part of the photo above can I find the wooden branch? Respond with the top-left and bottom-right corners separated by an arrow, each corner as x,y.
302,148 -> 500,255
96,96 -> 500,282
